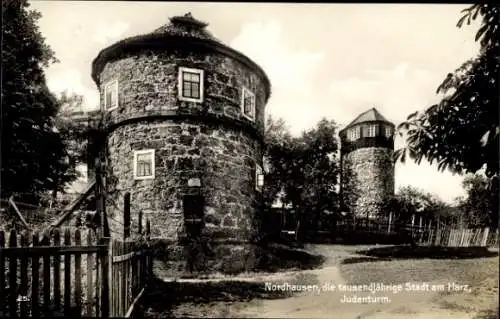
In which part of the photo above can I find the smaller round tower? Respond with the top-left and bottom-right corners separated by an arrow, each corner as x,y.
339,108 -> 395,220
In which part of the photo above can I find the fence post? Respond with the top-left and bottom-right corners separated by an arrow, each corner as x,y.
8,230 -> 18,319
96,158 -> 103,239
63,229 -> 72,317
387,211 -> 392,234
427,220 -> 433,246
100,237 -> 111,319
30,232 -> 40,317
0,231 -> 4,316
138,211 -> 143,235
495,229 -> 499,247
481,227 -> 490,247
146,219 -> 152,281
409,214 -> 415,239
124,193 -> 131,240
20,231 -> 29,318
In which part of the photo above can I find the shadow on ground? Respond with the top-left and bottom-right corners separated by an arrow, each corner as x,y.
150,240 -> 326,279
149,277 -> 293,302
256,243 -> 326,272
137,244 -> 325,318
349,245 -> 499,262
136,276 -> 302,318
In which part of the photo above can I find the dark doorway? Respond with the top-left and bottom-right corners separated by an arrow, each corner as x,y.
183,194 -> 204,238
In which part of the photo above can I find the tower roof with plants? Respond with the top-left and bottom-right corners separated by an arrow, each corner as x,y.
91,12 -> 271,101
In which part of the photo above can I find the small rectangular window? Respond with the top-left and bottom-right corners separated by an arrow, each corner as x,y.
104,80 -> 118,111
133,149 -> 155,180
366,124 -> 377,137
349,127 -> 360,141
178,67 -> 204,103
385,126 -> 393,138
241,87 -> 256,121
256,164 -> 264,191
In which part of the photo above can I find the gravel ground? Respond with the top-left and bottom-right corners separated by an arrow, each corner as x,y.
140,244 -> 499,318
339,254 -> 499,318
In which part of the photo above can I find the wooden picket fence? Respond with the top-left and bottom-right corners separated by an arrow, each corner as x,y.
0,226 -> 152,318
417,226 -> 499,247
110,238 -> 153,318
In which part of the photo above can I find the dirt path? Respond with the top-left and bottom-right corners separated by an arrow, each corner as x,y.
145,245 -> 498,318
231,245 -> 498,319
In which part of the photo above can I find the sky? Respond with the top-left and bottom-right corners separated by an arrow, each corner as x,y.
29,2 -> 482,203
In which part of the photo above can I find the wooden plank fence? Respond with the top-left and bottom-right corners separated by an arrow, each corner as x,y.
0,225 -> 152,318
302,215 -> 499,247
110,235 -> 153,318
417,226 -> 499,248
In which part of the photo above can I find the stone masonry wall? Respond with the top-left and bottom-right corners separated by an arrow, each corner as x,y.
105,119 -> 262,241
342,147 -> 395,219
96,47 -> 268,274
98,49 -> 267,136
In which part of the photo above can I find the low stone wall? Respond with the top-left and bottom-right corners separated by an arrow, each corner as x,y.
150,239 -> 259,277
149,239 -> 325,278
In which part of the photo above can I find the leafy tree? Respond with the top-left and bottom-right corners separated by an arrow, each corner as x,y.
291,119 -> 341,233
395,5 -> 499,178
457,174 -> 499,228
50,91 -> 97,199
1,0 -> 77,202
262,115 -> 294,207
55,92 -> 89,161
387,186 -> 455,225
263,117 -> 341,235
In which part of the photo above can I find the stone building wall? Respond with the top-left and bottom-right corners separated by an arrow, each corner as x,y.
341,147 -> 395,219
105,120 -> 262,241
98,50 -> 266,135
96,47 -> 268,274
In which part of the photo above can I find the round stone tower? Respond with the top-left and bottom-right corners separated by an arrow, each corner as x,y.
339,108 -> 395,220
91,13 -> 271,274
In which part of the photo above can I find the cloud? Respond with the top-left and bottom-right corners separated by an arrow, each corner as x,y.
46,68 -> 99,111
91,21 -> 129,45
230,19 -> 324,90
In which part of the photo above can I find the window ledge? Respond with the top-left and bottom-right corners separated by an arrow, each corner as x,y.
242,113 -> 255,122
179,96 -> 204,103
105,105 -> 118,112
134,175 -> 155,180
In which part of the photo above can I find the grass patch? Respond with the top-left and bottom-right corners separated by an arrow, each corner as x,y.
340,254 -> 498,318
256,244 -> 325,272
473,308 -> 499,319
357,245 -> 498,259
138,271 -> 318,318
341,256 -> 393,264
438,300 -> 476,312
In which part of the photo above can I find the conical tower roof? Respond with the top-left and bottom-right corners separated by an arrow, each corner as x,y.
151,12 -> 218,42
343,108 -> 393,131
91,12 -> 271,100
